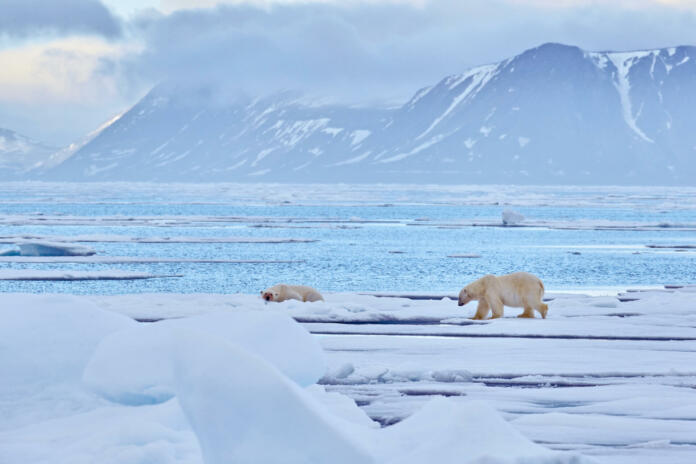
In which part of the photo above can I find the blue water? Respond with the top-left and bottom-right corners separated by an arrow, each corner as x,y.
1,183 -> 695,294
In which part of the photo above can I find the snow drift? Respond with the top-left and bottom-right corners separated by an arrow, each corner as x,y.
0,294 -> 592,464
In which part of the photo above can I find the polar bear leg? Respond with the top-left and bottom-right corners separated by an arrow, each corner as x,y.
303,291 -> 324,302
534,302 -> 548,319
471,300 -> 490,320
517,307 -> 535,318
489,297 -> 504,319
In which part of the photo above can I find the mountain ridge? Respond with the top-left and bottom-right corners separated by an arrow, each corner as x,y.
0,128 -> 58,179
40,42 -> 696,184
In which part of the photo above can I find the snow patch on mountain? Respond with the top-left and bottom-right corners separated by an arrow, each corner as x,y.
417,64 -> 499,140
606,51 -> 655,143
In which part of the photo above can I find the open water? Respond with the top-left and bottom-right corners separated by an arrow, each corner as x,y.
0,182 -> 694,294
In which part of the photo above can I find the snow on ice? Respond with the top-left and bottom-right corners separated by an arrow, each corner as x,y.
0,292 -> 601,464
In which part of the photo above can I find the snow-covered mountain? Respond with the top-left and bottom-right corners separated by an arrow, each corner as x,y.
43,43 -> 696,184
0,128 -> 58,179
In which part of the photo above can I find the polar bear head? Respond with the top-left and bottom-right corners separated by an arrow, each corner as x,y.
458,288 -> 472,306
261,284 -> 285,302
458,275 -> 494,306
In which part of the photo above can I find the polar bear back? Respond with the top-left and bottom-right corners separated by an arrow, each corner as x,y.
263,284 -> 324,302
495,272 -> 544,307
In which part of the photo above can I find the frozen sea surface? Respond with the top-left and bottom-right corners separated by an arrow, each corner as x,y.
1,288 -> 695,464
0,182 -> 694,294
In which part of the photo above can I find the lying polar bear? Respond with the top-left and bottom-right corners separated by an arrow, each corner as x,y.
261,284 -> 324,303
458,272 -> 548,319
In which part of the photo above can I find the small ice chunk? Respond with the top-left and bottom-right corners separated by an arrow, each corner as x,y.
431,369 -> 473,383
18,241 -> 96,256
502,210 -> 525,225
327,363 -> 355,380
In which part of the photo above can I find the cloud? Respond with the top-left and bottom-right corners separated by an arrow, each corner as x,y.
123,0 -> 696,103
0,37 -> 142,145
0,0 -> 122,38
0,38 -> 139,104
2,0 -> 696,145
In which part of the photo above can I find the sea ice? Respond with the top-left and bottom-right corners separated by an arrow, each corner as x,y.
84,321 -> 373,464
84,311 -> 327,405
0,294 -> 135,430
0,270 -> 180,281
0,241 -> 96,257
0,293 -> 594,464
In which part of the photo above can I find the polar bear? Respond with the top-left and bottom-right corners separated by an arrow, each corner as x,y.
261,284 -> 324,303
458,272 -> 548,319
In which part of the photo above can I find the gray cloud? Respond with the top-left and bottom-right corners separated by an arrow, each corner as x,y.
122,1 -> 696,104
4,0 -> 696,146
0,0 -> 121,38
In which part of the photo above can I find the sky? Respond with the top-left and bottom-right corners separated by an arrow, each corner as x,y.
1,0 -> 696,146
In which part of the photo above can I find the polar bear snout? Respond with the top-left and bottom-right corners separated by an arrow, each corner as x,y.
262,292 -> 274,301
458,290 -> 471,306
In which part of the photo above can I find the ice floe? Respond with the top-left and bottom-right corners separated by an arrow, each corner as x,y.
0,256 -> 305,264
0,234 -> 318,244
0,241 -> 96,256
0,270 -> 182,281
0,294 -> 592,464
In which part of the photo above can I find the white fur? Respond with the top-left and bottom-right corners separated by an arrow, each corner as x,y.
458,272 -> 548,319
261,284 -> 324,303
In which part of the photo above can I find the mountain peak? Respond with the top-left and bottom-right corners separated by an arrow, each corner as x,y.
37,43 -> 696,185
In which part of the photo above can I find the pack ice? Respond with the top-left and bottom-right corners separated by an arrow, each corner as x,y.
0,294 -> 592,464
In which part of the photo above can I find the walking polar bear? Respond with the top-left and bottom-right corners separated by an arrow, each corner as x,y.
261,284 -> 324,303
458,272 -> 548,320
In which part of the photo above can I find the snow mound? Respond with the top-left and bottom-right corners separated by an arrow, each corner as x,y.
85,322 -> 372,464
18,241 -> 96,256
161,311 -> 326,387
0,294 -> 134,395
84,311 -> 327,404
502,209 -> 525,225
375,399 -> 592,464
84,318 -> 586,464
0,399 -> 201,464
0,294 -> 135,430
306,385 -> 381,430
0,294 -> 591,464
